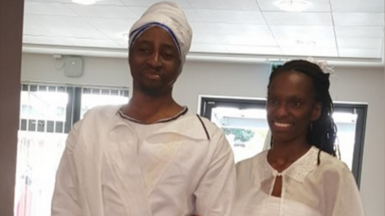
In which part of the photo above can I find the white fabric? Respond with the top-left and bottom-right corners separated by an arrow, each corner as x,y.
119,117 -> 167,146
251,196 -> 322,216
52,105 -> 236,216
129,1 -> 192,65
232,146 -> 365,216
102,120 -> 165,215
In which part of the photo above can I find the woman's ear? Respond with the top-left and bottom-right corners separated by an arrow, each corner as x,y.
311,102 -> 322,121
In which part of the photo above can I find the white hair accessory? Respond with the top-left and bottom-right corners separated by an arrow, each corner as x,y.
306,57 -> 335,75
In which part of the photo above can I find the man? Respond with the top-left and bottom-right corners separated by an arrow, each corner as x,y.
51,2 -> 236,216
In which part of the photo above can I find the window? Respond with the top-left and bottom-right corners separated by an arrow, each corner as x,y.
200,96 -> 367,187
79,87 -> 129,119
15,83 -> 129,216
19,84 -> 72,133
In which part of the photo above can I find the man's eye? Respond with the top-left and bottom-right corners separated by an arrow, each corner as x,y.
163,52 -> 175,59
268,99 -> 278,104
139,48 -> 150,53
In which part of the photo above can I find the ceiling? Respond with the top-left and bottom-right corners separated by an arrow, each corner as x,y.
22,0 -> 385,64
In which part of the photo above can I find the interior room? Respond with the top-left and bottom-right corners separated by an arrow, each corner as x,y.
1,0 -> 384,216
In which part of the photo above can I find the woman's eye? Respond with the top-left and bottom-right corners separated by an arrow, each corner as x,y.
268,99 -> 278,105
291,101 -> 301,107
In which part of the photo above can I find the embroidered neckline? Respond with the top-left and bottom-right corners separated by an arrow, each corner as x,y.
118,106 -> 188,124
255,146 -> 319,183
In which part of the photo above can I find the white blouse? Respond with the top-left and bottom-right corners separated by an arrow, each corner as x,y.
232,146 -> 365,216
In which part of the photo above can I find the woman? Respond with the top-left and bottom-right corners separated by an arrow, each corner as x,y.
232,60 -> 365,216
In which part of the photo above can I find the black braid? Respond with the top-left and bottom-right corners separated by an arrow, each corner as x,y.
268,60 -> 338,164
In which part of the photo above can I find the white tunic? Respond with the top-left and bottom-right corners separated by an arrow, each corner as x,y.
232,146 -> 365,216
52,105 -> 236,216
102,119 -> 165,215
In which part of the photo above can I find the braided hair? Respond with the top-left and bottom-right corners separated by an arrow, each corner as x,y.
268,60 -> 338,164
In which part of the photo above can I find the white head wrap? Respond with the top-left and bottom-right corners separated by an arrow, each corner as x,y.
129,1 -> 193,65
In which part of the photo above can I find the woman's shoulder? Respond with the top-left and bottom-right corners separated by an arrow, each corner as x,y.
315,148 -> 352,177
236,151 -> 268,169
235,151 -> 269,182
234,151 -> 269,195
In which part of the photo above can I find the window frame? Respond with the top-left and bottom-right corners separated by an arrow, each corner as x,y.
19,83 -> 129,133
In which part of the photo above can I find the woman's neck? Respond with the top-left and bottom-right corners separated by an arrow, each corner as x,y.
268,139 -> 311,172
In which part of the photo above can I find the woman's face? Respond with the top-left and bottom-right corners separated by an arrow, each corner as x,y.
267,71 -> 321,144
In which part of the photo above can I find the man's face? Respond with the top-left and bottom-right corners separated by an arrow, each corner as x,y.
129,26 -> 182,96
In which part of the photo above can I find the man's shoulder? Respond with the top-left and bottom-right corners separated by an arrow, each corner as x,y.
82,105 -> 121,121
84,105 -> 121,117
74,105 -> 122,131
195,114 -> 221,130
184,113 -> 223,134
164,113 -> 225,141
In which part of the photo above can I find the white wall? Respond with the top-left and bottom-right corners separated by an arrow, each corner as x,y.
21,53 -> 385,216
329,66 -> 384,216
21,54 -> 131,87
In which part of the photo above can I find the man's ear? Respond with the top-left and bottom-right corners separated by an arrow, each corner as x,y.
311,102 -> 322,121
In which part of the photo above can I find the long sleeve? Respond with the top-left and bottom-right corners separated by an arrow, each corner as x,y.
51,124 -> 82,216
325,164 -> 365,216
194,133 -> 236,216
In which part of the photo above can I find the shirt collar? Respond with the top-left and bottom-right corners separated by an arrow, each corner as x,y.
255,146 -> 319,183
110,106 -> 210,141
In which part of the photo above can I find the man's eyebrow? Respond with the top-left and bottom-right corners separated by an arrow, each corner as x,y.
136,39 -> 176,49
161,44 -> 177,50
